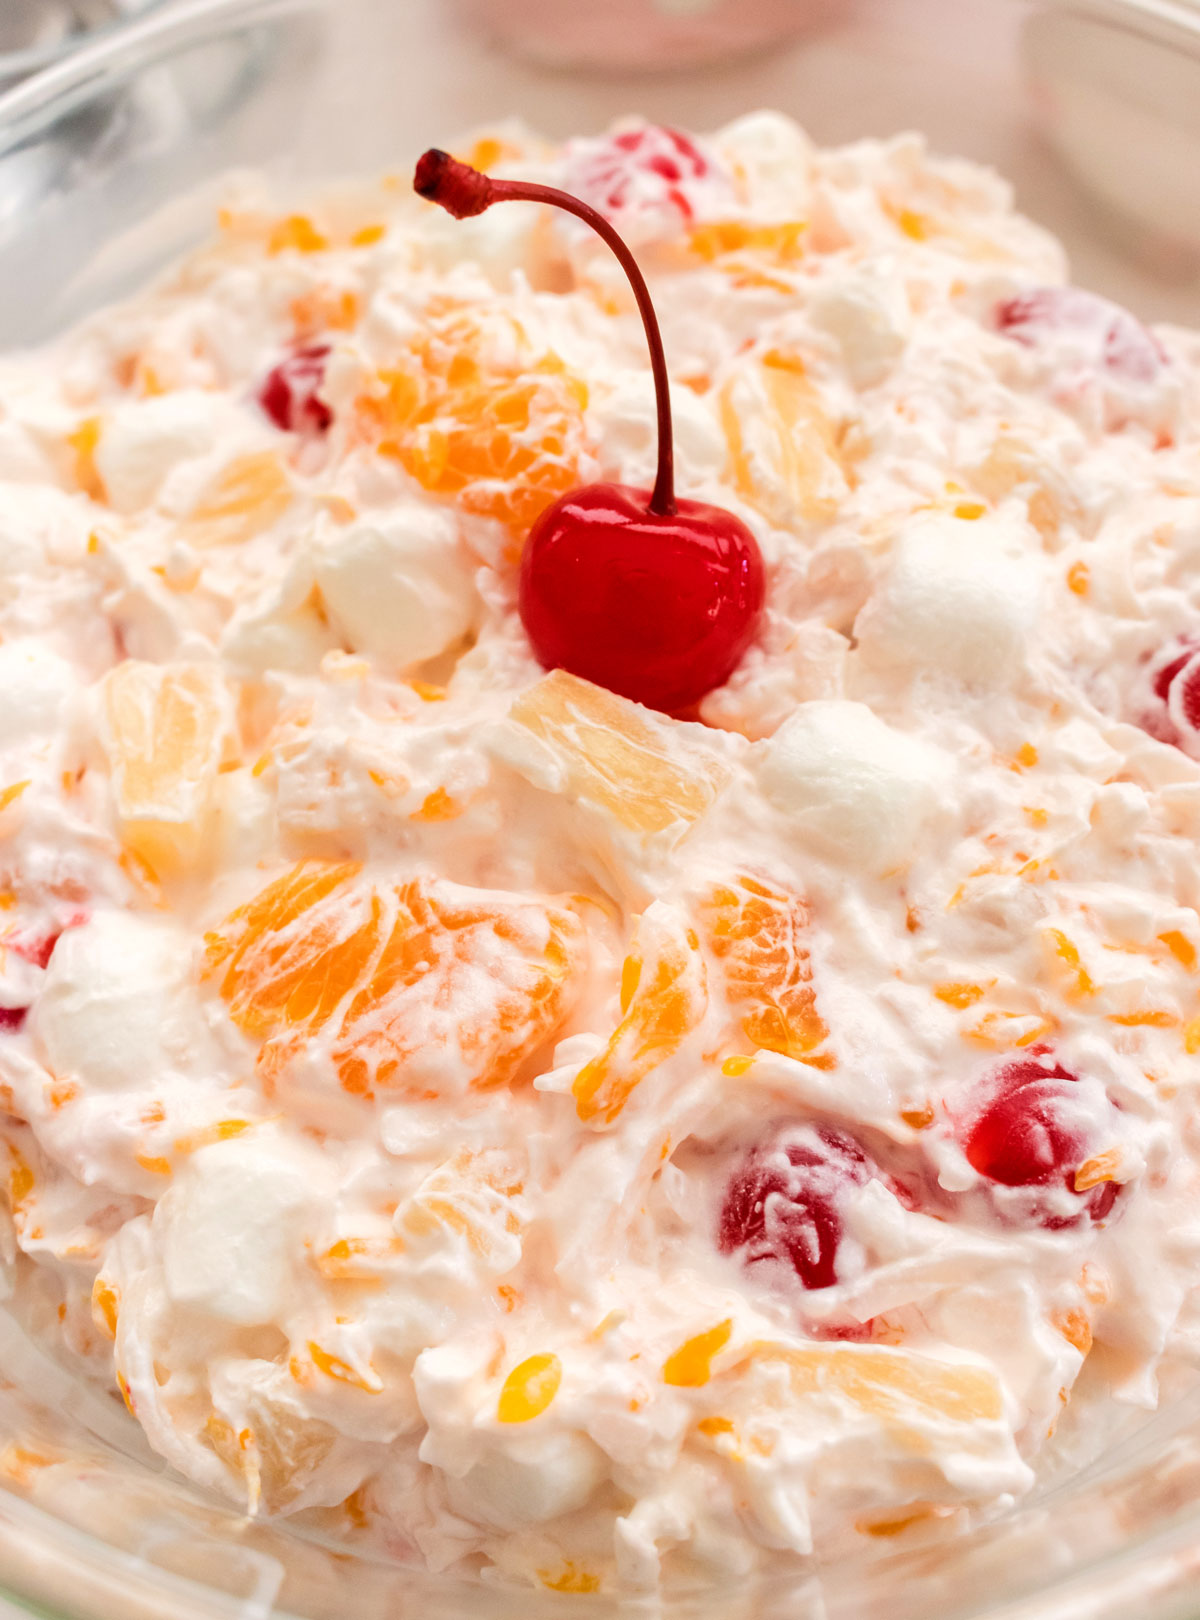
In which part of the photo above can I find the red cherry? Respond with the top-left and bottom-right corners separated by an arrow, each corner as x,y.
718,1125 -> 874,1291
0,1006 -> 27,1033
258,344 -> 333,436
1152,644 -> 1197,704
12,928 -> 63,971
521,484 -> 763,713
414,148 -> 765,714
10,911 -> 86,973
964,1055 -> 1118,1225
568,124 -> 716,224
995,288 -> 1166,386
1142,637 -> 1200,748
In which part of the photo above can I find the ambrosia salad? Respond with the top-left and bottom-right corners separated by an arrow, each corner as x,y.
1,113 -> 1200,1594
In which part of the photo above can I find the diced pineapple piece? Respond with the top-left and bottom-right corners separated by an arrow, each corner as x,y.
743,1341 -> 1003,1428
100,661 -> 232,875
184,451 -> 292,548
509,670 -> 728,836
573,903 -> 707,1125
719,351 -> 848,527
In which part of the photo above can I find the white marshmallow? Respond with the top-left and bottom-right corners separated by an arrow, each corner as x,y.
445,1429 -> 607,1531
759,699 -> 951,870
159,1135 -> 319,1325
0,484 -> 89,576
589,374 -> 726,490
94,391 -> 249,513
417,207 -> 546,290
315,505 -> 479,669
854,511 -> 1042,685
806,259 -> 911,388
715,110 -> 816,219
0,639 -> 79,751
34,911 -> 220,1092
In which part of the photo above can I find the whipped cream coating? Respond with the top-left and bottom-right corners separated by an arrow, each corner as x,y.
1,113 -> 1200,1596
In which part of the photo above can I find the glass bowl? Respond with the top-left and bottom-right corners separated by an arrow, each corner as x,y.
1,1 -> 1200,1616
0,1 -> 166,93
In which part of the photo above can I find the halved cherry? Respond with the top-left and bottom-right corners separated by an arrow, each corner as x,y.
718,1124 -> 876,1291
258,344 -> 333,436
964,1053 -> 1119,1226
995,287 -> 1166,387
567,124 -> 718,224
1140,636 -> 1200,749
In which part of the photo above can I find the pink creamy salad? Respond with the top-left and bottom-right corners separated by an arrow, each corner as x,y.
0,114 -> 1199,1593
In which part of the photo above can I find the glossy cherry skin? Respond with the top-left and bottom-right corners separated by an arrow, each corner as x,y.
718,1125 -> 875,1292
258,344 -> 333,436
519,482 -> 765,714
964,1055 -> 1119,1225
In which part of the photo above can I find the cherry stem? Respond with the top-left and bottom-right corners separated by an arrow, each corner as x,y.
414,148 -> 677,517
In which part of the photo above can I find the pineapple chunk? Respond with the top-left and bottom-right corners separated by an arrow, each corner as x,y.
508,670 -> 728,836
100,661 -> 232,875
744,1341 -> 1004,1428
183,451 -> 292,548
719,352 -> 848,528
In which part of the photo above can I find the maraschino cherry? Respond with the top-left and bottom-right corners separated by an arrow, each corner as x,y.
414,148 -> 765,714
258,344 -> 333,436
964,1054 -> 1119,1227
718,1125 -> 877,1291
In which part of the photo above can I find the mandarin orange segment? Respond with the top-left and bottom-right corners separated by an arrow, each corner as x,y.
356,308 -> 589,537
399,1147 -> 525,1268
204,861 -> 369,1038
703,875 -> 830,1066
205,1395 -> 339,1513
204,861 -> 360,985
742,1341 -> 1004,1428
719,352 -> 847,527
509,670 -> 728,836
333,879 -> 584,1097
663,1319 -> 733,1387
101,661 -> 231,874
573,905 -> 707,1125
204,864 -> 586,1098
498,1353 -> 561,1423
183,451 -> 292,548
689,221 -> 808,265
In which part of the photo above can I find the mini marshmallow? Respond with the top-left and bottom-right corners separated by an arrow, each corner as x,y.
806,259 -> 911,388
445,1429 -> 607,1531
715,110 -> 816,219
315,505 -> 480,669
760,699 -> 951,870
34,911 -> 221,1093
94,391 -> 250,513
854,511 -> 1043,685
159,1135 -> 320,1325
0,639 -> 78,750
